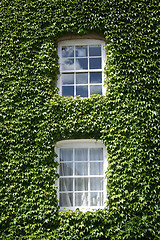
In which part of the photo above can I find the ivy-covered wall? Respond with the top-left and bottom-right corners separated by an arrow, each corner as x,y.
0,0 -> 159,239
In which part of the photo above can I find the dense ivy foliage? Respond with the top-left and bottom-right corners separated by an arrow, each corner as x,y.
0,0 -> 159,239
52,209 -> 108,240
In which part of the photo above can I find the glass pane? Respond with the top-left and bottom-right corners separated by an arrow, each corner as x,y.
60,163 -> 73,176
90,162 -> 103,175
62,46 -> 74,57
90,85 -> 102,95
75,178 -> 88,191
60,193 -> 73,207
90,192 -> 103,206
89,45 -> 101,56
90,72 -> 102,83
62,86 -> 74,96
89,58 -> 101,69
60,149 -> 73,161
90,148 -> 103,161
76,46 -> 88,57
62,73 -> 74,85
75,193 -> 88,206
76,86 -> 88,97
90,177 -> 104,190
62,58 -> 74,71
60,178 -> 73,191
75,149 -> 88,161
75,162 -> 88,175
76,73 -> 88,84
76,58 -> 88,70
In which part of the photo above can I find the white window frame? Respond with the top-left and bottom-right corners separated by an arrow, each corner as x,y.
55,139 -> 107,211
57,39 -> 106,97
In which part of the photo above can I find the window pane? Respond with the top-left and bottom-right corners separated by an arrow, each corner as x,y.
90,162 -> 103,175
90,177 -> 104,190
75,162 -> 88,175
76,73 -> 88,84
75,193 -> 88,206
75,149 -> 88,161
76,46 -> 88,57
62,86 -> 74,96
89,45 -> 101,56
90,192 -> 103,206
60,193 -> 73,207
62,58 -> 74,71
90,85 -> 102,95
76,58 -> 88,70
90,72 -> 102,83
76,85 -> 88,97
62,73 -> 74,85
89,58 -> 101,69
60,163 -> 73,176
60,178 -> 73,191
75,178 -> 88,191
90,148 -> 103,161
62,46 -> 74,57
60,149 -> 73,161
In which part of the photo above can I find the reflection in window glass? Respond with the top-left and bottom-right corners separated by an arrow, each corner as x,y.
90,58 -> 101,69
62,73 -> 74,85
89,45 -> 101,56
76,58 -> 88,70
62,46 -> 74,57
76,73 -> 88,84
76,85 -> 88,97
76,46 -> 88,57
90,85 -> 102,95
90,72 -> 102,83
62,58 -> 74,71
62,86 -> 74,96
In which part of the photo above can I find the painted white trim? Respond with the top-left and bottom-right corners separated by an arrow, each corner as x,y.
55,139 -> 104,148
58,39 -> 106,46
55,139 -> 107,212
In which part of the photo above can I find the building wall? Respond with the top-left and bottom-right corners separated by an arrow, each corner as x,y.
1,0 -> 159,239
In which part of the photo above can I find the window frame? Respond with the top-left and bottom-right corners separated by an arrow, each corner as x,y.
57,39 -> 106,97
55,139 -> 107,211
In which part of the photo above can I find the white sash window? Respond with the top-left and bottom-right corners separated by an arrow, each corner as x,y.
55,139 -> 107,211
57,39 -> 106,97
